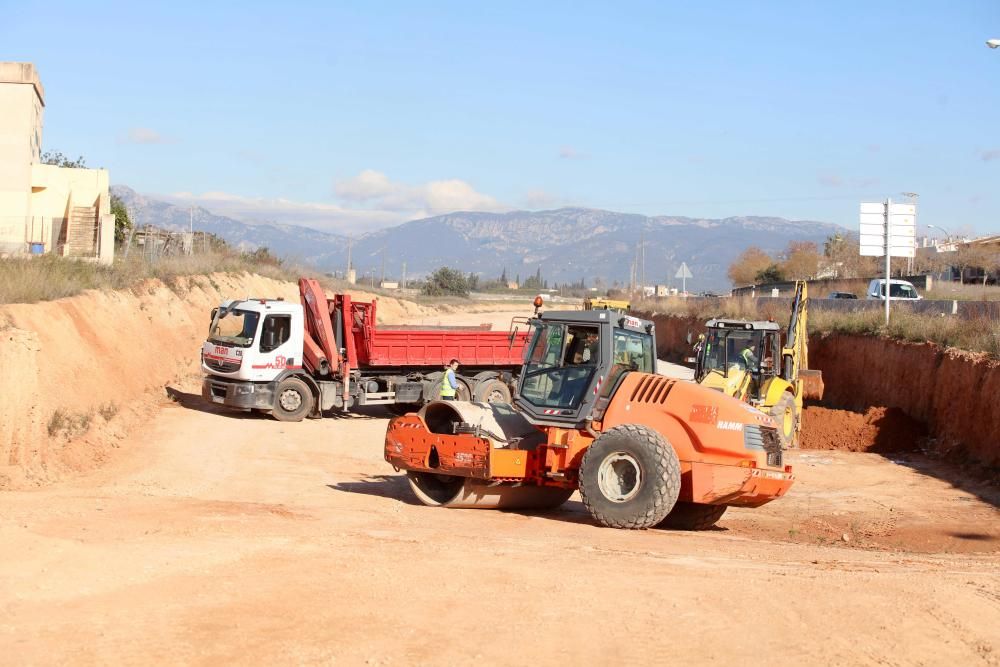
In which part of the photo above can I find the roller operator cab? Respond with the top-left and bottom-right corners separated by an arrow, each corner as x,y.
385,308 -> 794,531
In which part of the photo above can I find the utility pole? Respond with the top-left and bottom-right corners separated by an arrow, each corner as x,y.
402,261 -> 407,289
640,230 -> 646,296
380,246 -> 386,287
189,206 -> 194,256
346,237 -> 353,272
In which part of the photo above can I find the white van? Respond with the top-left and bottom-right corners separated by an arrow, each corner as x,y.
866,279 -> 922,301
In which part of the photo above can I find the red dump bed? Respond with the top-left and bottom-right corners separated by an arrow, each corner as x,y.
361,329 -> 529,368
298,278 -> 529,374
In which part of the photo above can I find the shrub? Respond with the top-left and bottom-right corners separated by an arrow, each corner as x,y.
421,267 -> 470,297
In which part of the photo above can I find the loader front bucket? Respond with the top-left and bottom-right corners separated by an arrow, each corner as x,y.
800,369 -> 824,401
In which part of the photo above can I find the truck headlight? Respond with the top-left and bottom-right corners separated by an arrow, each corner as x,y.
233,384 -> 255,395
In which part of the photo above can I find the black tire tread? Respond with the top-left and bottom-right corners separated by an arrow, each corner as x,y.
769,392 -> 798,449
272,377 -> 314,422
579,424 -> 681,530
660,501 -> 727,530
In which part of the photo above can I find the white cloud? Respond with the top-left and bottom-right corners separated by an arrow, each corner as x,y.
159,190 -> 400,235
123,127 -> 175,144
980,149 -> 1000,162
333,169 -> 504,217
159,170 -> 505,235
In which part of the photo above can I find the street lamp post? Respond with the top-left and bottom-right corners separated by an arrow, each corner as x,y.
927,224 -> 953,241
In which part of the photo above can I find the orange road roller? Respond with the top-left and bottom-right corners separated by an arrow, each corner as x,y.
385,307 -> 794,530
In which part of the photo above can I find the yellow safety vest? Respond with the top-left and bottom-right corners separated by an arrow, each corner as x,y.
440,369 -> 457,397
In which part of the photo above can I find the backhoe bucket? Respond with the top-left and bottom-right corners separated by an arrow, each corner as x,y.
800,369 -> 824,401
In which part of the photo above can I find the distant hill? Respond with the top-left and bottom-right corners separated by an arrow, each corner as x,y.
111,185 -> 349,266
113,186 -> 845,290
350,209 -> 845,291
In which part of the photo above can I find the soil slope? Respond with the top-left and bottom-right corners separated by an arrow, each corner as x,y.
0,275 -> 444,489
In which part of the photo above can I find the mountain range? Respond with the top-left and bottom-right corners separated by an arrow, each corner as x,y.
112,185 -> 845,291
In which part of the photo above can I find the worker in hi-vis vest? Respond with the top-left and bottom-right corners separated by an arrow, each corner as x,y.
440,359 -> 460,400
739,341 -> 758,371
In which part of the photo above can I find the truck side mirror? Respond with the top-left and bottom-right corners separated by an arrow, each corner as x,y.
210,308 -> 218,325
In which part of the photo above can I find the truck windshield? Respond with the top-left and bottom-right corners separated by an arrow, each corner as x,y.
208,308 -> 260,348
521,322 -> 600,410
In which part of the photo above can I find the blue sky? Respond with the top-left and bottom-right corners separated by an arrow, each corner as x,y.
4,1 -> 999,235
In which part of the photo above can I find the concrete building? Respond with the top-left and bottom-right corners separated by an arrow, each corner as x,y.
0,62 -> 114,263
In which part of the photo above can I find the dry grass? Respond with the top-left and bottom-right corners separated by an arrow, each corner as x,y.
924,281 -> 1000,302
0,253 -> 300,305
637,296 -> 1000,359
47,408 -> 93,438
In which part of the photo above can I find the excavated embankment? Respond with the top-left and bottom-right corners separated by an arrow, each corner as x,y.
809,334 -> 1000,467
0,274 -> 438,489
644,312 -> 1000,468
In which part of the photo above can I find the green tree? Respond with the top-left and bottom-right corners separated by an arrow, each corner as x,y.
40,151 -> 87,168
109,193 -> 133,245
242,246 -> 283,267
755,264 -> 786,284
422,267 -> 470,297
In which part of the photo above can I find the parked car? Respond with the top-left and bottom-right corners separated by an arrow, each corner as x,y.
866,279 -> 922,301
827,291 -> 858,299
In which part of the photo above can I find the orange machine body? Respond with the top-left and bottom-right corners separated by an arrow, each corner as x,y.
385,372 -> 794,508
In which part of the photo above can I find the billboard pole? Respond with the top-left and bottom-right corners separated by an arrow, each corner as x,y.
884,198 -> 891,326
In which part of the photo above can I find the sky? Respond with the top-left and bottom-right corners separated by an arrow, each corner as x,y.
3,1 -> 999,236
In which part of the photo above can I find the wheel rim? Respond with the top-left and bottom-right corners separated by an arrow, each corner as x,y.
486,386 -> 507,403
279,388 -> 302,412
597,451 -> 642,503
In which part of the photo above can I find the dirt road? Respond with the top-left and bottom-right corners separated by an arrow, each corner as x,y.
2,313 -> 999,665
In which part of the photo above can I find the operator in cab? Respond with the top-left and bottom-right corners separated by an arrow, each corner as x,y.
440,359 -> 460,400
739,341 -> 758,372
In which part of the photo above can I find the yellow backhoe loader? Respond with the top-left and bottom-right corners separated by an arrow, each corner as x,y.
691,281 -> 823,448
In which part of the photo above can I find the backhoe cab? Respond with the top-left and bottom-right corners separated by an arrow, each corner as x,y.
385,305 -> 794,531
691,281 -> 824,448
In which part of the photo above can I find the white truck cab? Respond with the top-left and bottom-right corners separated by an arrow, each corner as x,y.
866,279 -> 921,301
202,299 -> 307,409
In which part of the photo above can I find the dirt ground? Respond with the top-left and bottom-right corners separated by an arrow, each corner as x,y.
1,309 -> 999,665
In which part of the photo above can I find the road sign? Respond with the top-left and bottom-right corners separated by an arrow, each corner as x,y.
675,262 -> 692,296
859,199 -> 917,325
859,201 -> 917,258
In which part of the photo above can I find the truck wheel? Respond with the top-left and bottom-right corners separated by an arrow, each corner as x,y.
473,378 -> 511,404
272,377 -> 314,422
578,424 -> 681,529
770,393 -> 798,449
659,501 -> 727,530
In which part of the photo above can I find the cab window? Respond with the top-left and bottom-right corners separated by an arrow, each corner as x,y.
521,323 -> 600,410
260,315 -> 292,352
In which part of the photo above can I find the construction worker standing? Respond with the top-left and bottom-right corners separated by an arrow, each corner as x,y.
440,359 -> 460,400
